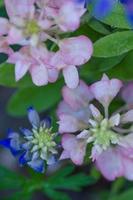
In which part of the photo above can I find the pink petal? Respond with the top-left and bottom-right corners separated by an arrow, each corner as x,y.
57,2 -> 85,32
62,80 -> 93,110
118,133 -> 133,149
48,68 -> 59,83
60,36 -> 93,66
122,157 -> 133,180
91,74 -> 122,108
0,18 -> 9,36
63,65 -> 79,89
15,61 -> 30,81
50,51 -> 66,70
5,0 -> 35,17
58,114 -> 80,133
60,150 -> 70,160
96,147 -> 123,181
30,64 -> 48,86
89,104 -> 102,121
121,110 -> 133,123
57,101 -> 90,129
121,82 -> 133,104
7,27 -> 24,44
61,134 -> 86,165
0,37 -> 13,55
109,114 -> 120,127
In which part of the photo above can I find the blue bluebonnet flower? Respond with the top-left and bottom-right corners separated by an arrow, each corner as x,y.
0,107 -> 58,173
83,0 -> 133,25
120,0 -> 133,25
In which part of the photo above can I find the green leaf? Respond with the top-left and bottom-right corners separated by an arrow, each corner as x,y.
0,63 -> 33,88
0,0 -> 3,7
94,4 -> 131,29
108,50 -> 133,80
46,165 -> 95,191
94,31 -> 133,58
110,189 -> 133,200
0,165 -> 25,189
88,18 -> 111,35
44,188 -> 71,200
7,80 -> 63,116
72,24 -> 102,42
80,54 -> 126,81
42,165 -> 95,200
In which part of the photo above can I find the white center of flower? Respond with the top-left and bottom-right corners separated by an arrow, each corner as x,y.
89,119 -> 119,150
25,20 -> 40,35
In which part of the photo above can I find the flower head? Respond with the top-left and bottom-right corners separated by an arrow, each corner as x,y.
0,107 -> 58,173
58,75 -> 133,180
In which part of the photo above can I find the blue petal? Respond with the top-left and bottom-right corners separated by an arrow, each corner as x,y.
27,107 -> 40,128
93,0 -> 116,19
41,117 -> 52,129
127,12 -> 133,26
47,155 -> 56,165
19,151 -> 31,165
0,138 -> 21,156
20,128 -> 33,137
27,159 -> 45,173
21,142 -> 32,150
0,138 -> 11,148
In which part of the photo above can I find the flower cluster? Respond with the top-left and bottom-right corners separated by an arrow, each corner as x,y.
58,74 -> 133,181
0,107 -> 58,173
0,0 -> 93,88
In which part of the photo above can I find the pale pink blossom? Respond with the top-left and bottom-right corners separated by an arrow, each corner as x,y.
91,74 -> 122,109
51,36 -> 93,88
58,75 -> 133,181
57,101 -> 90,133
8,46 -> 58,86
60,134 -> 87,165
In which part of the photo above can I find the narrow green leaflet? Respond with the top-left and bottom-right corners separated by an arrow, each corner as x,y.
0,165 -> 96,200
43,165 -> 96,200
94,31 -> 133,58
7,80 -> 63,116
44,189 -> 71,200
0,165 -> 25,189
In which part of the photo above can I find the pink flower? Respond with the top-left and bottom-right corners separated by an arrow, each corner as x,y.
0,0 -> 93,88
51,36 -> 93,88
58,75 -> 133,181
8,46 -> 58,86
60,133 -> 87,165
91,74 -> 122,109
3,0 -> 43,46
